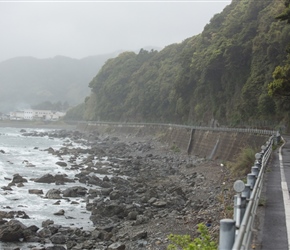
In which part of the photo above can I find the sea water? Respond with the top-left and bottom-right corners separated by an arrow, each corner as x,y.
0,127 -> 94,249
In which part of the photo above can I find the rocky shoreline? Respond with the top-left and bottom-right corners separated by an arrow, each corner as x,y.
0,128 -> 235,250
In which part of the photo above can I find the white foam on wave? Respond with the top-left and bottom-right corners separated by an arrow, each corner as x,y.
0,127 -> 94,231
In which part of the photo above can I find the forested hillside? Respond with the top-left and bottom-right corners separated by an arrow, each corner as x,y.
68,0 -> 290,127
0,53 -> 119,112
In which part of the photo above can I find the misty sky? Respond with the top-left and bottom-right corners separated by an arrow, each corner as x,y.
0,0 -> 230,62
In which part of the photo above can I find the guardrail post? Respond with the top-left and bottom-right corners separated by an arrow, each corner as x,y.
219,219 -> 235,250
234,193 -> 243,232
241,196 -> 247,220
251,166 -> 259,177
247,173 -> 256,189
233,195 -> 246,228
242,184 -> 251,200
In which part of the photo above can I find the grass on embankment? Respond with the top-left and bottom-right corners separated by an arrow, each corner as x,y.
229,146 -> 257,177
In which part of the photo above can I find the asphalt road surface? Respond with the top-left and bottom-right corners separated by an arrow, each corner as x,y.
260,135 -> 290,250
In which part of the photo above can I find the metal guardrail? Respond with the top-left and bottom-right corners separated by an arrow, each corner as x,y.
219,135 -> 276,250
80,121 -> 276,135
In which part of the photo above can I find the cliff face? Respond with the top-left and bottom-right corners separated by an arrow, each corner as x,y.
80,0 -> 290,127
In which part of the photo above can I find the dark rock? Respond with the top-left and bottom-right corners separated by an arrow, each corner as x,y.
132,230 -> 147,240
46,246 -> 66,250
11,174 -> 28,184
100,188 -> 113,196
53,209 -> 65,216
46,189 -> 62,199
56,161 -> 67,167
29,189 -> 43,195
109,190 -> 121,200
127,211 -> 138,220
42,219 -> 54,227
0,219 -> 27,242
44,147 -> 55,154
50,232 -> 67,244
37,227 -> 52,238
62,186 -> 87,197
108,242 -> 126,250
55,174 -> 74,183
34,173 -> 55,183
103,175 -> 110,182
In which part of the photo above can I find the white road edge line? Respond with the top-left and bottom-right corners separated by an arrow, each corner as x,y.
279,137 -> 290,250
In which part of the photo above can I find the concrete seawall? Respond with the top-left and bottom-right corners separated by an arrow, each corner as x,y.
76,123 -> 270,162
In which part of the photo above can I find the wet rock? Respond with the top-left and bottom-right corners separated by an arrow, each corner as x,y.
37,227 -> 52,238
11,174 -> 28,184
46,189 -> 62,199
53,209 -> 65,216
56,161 -> 67,167
29,189 -> 43,195
50,232 -> 67,244
62,186 -> 87,197
42,219 -> 54,227
1,186 -> 12,191
55,174 -> 75,184
34,173 -> 55,183
100,188 -> 113,196
0,219 -> 27,242
44,147 -> 55,154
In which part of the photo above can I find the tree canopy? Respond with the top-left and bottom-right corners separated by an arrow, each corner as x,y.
268,0 -> 290,98
67,0 -> 290,128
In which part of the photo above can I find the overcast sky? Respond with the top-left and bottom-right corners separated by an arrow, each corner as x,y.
0,0 -> 231,62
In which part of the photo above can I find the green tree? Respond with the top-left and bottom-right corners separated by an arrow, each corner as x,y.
268,0 -> 290,97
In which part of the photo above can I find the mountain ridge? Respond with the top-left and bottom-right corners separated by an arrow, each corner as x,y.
0,52 -> 121,112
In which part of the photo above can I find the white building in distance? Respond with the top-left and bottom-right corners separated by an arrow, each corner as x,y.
10,109 -> 66,121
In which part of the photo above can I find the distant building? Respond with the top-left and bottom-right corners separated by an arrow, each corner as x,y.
0,112 -> 9,120
9,109 -> 66,121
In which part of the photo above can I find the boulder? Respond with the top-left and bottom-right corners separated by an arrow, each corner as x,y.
53,209 -> 65,216
62,186 -> 87,197
0,219 -> 27,242
56,161 -> 67,167
55,174 -> 75,184
50,232 -> 67,244
34,173 -> 55,183
11,174 -> 27,184
46,189 -> 62,199
42,219 -> 54,227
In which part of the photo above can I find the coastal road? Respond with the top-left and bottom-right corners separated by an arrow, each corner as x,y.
260,135 -> 290,250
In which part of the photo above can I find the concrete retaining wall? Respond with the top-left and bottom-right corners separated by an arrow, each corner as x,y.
76,123 -> 270,162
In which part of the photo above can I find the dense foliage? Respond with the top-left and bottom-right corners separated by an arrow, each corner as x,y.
70,0 -> 290,127
268,0 -> 290,120
167,223 -> 217,250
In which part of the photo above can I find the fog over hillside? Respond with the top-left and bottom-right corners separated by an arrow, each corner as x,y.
0,52 -> 121,113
